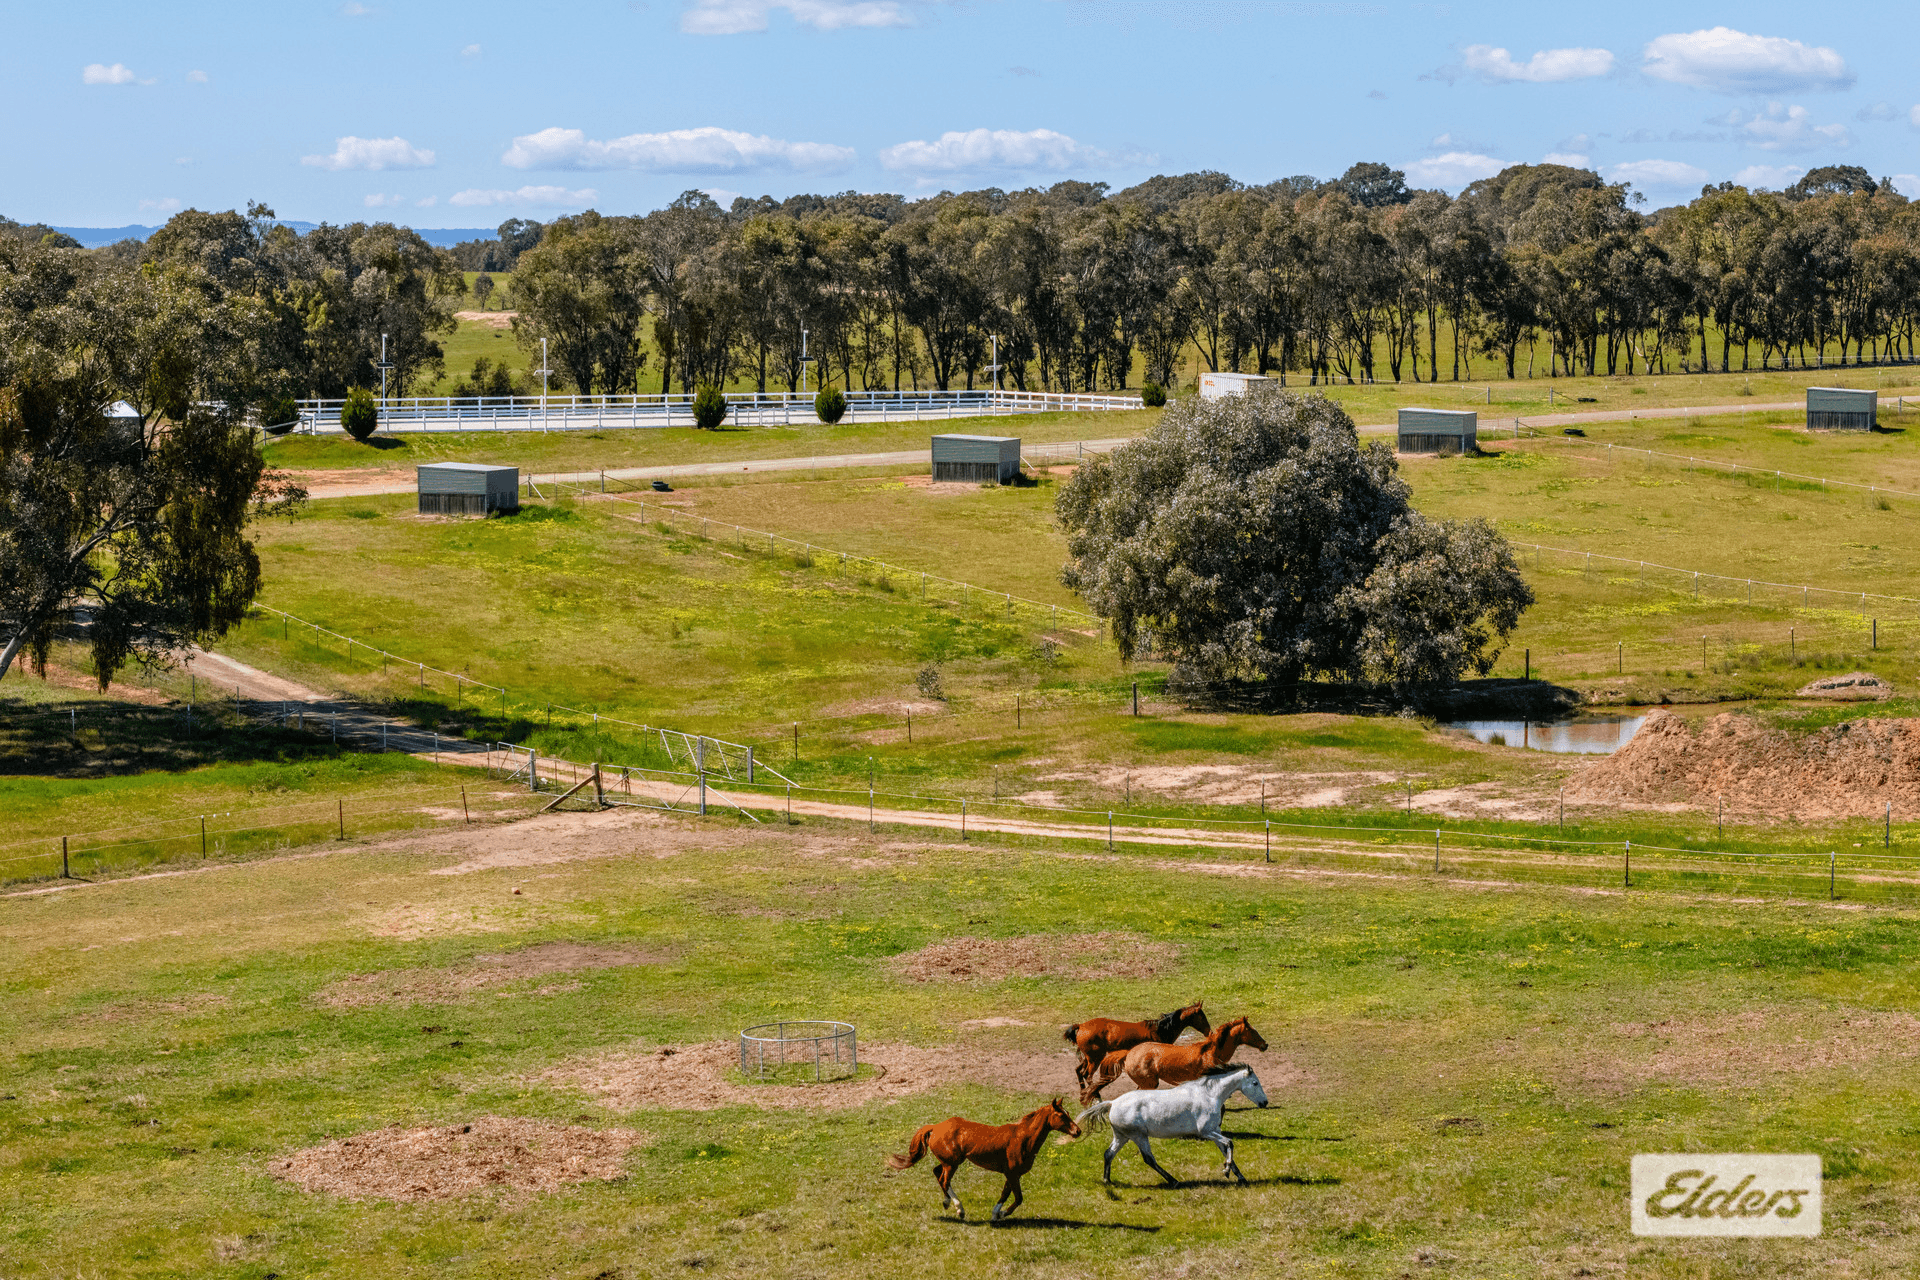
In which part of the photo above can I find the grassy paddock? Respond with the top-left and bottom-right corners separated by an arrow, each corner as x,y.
5,817 -> 1919,1276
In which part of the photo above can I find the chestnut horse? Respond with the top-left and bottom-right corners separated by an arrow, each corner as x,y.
1063,1001 -> 1208,1088
1081,1016 -> 1267,1105
884,1098 -> 1082,1221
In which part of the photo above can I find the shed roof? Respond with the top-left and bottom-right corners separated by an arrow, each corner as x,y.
932,433 -> 1020,443
417,462 -> 518,474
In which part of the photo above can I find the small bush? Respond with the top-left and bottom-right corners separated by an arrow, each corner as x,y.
692,385 -> 728,430
260,393 -> 298,429
916,664 -> 945,701
340,387 -> 378,441
814,387 -> 847,424
1141,382 -> 1167,408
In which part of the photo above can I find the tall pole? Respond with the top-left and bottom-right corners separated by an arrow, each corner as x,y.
801,327 -> 808,397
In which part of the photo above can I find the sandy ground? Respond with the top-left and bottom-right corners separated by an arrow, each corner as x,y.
270,1115 -> 649,1201
317,941 -> 665,1008
890,933 -> 1180,983
452,310 -> 516,330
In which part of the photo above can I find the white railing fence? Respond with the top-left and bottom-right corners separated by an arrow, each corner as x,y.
290,388 -> 1143,435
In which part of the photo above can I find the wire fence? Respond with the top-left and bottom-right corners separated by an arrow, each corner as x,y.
485,747 -> 1920,906
0,785 -> 543,886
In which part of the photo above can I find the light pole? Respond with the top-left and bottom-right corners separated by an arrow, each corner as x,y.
987,333 -> 1002,392
800,327 -> 809,398
376,333 -> 394,404
534,337 -> 552,419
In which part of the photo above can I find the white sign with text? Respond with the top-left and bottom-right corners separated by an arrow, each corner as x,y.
1631,1154 -> 1821,1237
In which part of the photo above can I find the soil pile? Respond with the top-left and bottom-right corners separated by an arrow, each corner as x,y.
544,1039 -> 1094,1112
269,1116 -> 649,1200
1568,708 -> 1920,818
318,942 -> 662,1008
889,932 -> 1179,983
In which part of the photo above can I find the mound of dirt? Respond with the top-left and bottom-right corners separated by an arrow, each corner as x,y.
1797,671 -> 1892,700
318,941 -> 663,1009
452,309 -> 516,329
542,1039 -> 1094,1112
889,932 -> 1179,983
269,1115 -> 649,1201
1568,708 -> 1920,819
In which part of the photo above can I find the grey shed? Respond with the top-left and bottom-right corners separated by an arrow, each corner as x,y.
416,462 -> 520,516
931,434 -> 1021,484
1806,387 -> 1877,431
1397,408 -> 1478,454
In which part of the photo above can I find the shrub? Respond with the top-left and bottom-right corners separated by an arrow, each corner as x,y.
260,393 -> 298,429
1141,382 -> 1168,408
692,385 -> 728,430
340,387 -> 378,441
814,387 -> 847,424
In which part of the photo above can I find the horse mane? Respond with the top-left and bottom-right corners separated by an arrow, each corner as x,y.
1149,1007 -> 1187,1041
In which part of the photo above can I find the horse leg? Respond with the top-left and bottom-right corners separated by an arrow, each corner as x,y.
1209,1130 -> 1244,1184
1103,1134 -> 1125,1184
991,1174 -> 1023,1222
1135,1136 -> 1180,1187
936,1161 -> 964,1218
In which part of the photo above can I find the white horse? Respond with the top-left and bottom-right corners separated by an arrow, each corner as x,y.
1076,1065 -> 1267,1186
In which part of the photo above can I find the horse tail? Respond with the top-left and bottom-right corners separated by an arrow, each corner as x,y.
885,1125 -> 934,1171
1062,1022 -> 1081,1047
1075,1100 -> 1114,1130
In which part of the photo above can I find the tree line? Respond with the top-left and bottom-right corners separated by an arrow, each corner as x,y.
496,161 -> 1920,400
7,159 -> 1917,407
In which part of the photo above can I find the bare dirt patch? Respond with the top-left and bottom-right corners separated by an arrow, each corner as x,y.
956,1017 -> 1034,1029
545,1039 -> 1094,1112
1569,708 -> 1920,819
1797,671 -> 1892,700
895,474 -> 995,497
318,941 -> 663,1008
1036,763 -> 1404,809
889,932 -> 1179,983
269,1115 -> 648,1201
453,310 -> 517,330
365,806 -> 762,876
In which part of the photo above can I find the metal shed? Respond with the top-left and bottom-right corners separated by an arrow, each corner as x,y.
417,462 -> 520,516
1806,386 -> 1877,431
1199,372 -> 1272,400
1398,408 -> 1478,454
931,434 -> 1021,484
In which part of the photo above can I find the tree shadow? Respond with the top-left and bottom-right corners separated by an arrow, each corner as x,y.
952,1215 -> 1158,1232
1171,674 -> 1579,719
360,436 -> 410,451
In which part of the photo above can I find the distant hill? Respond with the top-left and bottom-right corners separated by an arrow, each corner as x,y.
48,222 -> 498,249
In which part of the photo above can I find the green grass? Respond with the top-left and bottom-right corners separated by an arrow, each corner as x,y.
5,818 -> 1920,1276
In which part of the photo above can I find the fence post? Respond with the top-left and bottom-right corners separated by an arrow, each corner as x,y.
62,835 -> 69,879
1108,811 -> 1113,850
1434,829 -> 1440,873
1132,682 -> 1139,716
961,798 -> 967,840
747,746 -> 755,783
1265,819 -> 1270,862
201,816 -> 207,856
1016,695 -> 1021,729
869,786 -> 875,833
337,799 -> 345,840
530,749 -> 539,793
699,771 -> 707,815
1624,841 -> 1631,888
462,787 -> 470,824
793,722 -> 799,763
1831,851 -> 1837,901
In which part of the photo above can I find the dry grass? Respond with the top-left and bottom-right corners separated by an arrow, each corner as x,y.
888,932 -> 1180,983
269,1116 -> 651,1201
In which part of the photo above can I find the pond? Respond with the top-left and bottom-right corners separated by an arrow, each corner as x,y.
1442,713 -> 1648,755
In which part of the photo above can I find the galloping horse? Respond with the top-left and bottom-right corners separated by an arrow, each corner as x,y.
1078,1065 -> 1269,1186
1062,1001 -> 1209,1088
1080,1015 -> 1268,1105
884,1099 -> 1082,1222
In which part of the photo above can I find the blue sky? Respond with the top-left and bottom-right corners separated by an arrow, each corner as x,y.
7,1 -> 1917,228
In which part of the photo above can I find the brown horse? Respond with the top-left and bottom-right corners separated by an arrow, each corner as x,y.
1081,1016 -> 1267,1105
884,1098 -> 1082,1221
1063,1001 -> 1209,1088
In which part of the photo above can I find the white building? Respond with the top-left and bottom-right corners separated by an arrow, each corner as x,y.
1198,372 -> 1272,400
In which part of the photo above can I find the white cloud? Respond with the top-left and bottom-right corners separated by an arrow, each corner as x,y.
186,69 -> 209,83
416,195 -> 438,207
341,2 -> 374,14
461,43 -> 481,57
449,185 -> 598,208
702,187 -> 744,207
1431,131 -> 1494,152
878,127 -> 1111,172
138,197 -> 181,214
681,0 -> 913,34
1890,174 -> 1920,198
1542,152 -> 1591,168
1733,163 -> 1805,190
363,193 -> 405,208
1726,103 -> 1850,152
1453,44 -> 1613,84
302,136 -> 436,171
1606,159 -> 1710,188
1912,104 -> 1920,130
504,125 -> 854,172
82,62 -> 137,85
1642,28 -> 1852,94
1855,102 -> 1895,122
1403,152 -> 1504,189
